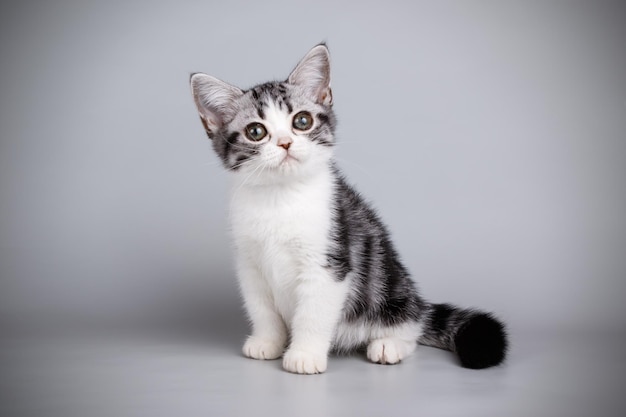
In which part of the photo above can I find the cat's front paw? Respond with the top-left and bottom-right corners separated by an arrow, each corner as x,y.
242,336 -> 284,360
282,349 -> 327,374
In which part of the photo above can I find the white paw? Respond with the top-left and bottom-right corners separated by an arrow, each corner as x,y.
282,349 -> 327,374
367,338 -> 415,365
242,336 -> 284,360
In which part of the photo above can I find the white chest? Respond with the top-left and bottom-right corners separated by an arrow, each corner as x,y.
230,175 -> 332,255
229,173 -> 334,322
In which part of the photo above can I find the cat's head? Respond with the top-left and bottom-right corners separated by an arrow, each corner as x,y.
190,44 -> 337,183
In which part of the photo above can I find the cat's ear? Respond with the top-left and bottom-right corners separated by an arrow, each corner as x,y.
190,73 -> 243,138
288,44 -> 333,106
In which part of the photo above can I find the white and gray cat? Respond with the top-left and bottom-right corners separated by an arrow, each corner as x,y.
190,44 -> 507,374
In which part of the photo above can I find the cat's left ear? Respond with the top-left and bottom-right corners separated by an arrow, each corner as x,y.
288,44 -> 333,106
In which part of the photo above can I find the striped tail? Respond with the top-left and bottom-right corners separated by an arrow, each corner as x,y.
419,303 -> 508,369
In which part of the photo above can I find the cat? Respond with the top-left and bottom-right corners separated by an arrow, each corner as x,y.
189,44 -> 507,374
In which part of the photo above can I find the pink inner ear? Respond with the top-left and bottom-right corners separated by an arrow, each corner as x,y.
320,88 -> 333,106
199,116 -> 211,133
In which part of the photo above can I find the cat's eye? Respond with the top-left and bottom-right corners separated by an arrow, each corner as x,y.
244,122 -> 268,141
292,111 -> 314,131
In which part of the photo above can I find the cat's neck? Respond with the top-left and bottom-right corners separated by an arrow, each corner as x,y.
231,159 -> 334,192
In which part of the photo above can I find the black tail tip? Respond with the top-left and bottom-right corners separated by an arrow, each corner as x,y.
454,313 -> 508,369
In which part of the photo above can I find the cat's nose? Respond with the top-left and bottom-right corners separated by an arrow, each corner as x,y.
277,136 -> 292,150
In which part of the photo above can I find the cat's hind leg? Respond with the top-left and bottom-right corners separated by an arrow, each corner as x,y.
365,322 -> 421,365
367,338 -> 417,364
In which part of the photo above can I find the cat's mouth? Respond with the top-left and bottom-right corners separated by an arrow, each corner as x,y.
272,153 -> 302,173
280,153 -> 299,165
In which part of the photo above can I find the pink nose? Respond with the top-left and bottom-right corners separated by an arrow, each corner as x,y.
277,136 -> 293,150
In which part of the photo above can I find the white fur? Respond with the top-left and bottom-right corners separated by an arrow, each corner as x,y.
335,319 -> 422,364
334,319 -> 423,352
367,338 -> 416,365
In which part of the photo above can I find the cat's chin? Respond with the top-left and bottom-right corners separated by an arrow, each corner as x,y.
267,161 -> 306,181
237,157 -> 329,187
276,154 -> 301,171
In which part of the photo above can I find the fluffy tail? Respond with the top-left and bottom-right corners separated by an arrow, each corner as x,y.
419,303 -> 508,369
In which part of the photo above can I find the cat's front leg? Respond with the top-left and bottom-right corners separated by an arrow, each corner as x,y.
237,260 -> 288,360
283,269 -> 348,374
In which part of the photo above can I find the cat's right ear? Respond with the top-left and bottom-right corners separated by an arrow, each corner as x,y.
190,73 -> 243,138
288,44 -> 333,106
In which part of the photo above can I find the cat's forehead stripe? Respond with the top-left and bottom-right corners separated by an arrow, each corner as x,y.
263,100 -> 291,133
248,82 -> 293,119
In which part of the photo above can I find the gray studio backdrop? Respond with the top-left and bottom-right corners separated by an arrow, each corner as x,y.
1,1 -> 625,340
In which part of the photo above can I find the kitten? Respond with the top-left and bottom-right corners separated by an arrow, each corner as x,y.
190,44 -> 507,374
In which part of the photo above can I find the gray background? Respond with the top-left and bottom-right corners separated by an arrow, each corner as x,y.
1,1 -> 625,416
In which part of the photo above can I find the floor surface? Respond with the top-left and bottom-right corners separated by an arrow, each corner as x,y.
2,321 -> 624,417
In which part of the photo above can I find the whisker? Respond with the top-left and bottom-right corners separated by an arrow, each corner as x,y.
231,161 -> 265,198
222,137 -> 259,153
230,155 -> 256,171
250,162 -> 268,186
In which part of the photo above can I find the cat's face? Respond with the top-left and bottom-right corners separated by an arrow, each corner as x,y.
190,45 -> 337,183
